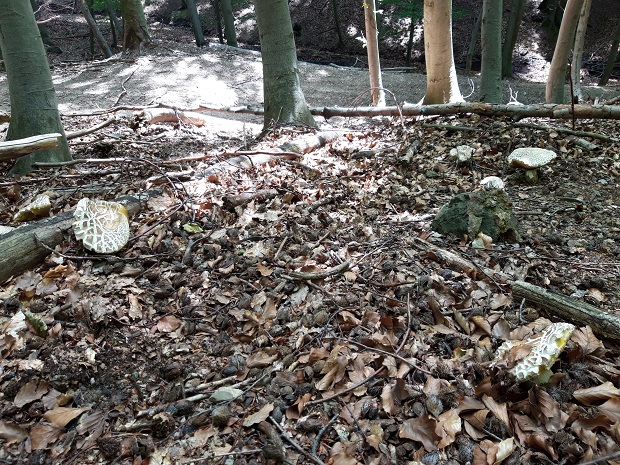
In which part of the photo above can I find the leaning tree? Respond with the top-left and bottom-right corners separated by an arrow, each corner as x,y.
0,0 -> 71,175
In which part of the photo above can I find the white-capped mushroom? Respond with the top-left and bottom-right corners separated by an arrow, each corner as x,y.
72,198 -> 130,253
507,148 -> 557,183
449,145 -> 475,165
480,176 -> 505,190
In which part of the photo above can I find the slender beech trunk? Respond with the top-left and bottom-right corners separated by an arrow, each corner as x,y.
465,10 -> 482,74
501,0 -> 525,78
364,0 -> 385,106
253,0 -> 316,129
77,0 -> 113,58
479,0 -> 503,103
570,0 -> 591,100
0,0 -> 71,175
186,0 -> 206,47
422,0 -> 463,104
331,0 -> 344,48
546,0 -> 584,103
599,20 -> 620,86
221,0 -> 237,47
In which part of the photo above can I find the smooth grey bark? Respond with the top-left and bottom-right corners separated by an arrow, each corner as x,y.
0,0 -> 71,175
422,0 -> 463,104
213,0 -> 224,44
77,0 -> 113,58
570,0 -> 591,100
546,0 -> 584,103
501,0 -> 525,78
120,0 -> 150,54
599,20 -> 620,86
185,0 -> 206,47
220,0 -> 237,47
253,0 -> 316,129
479,0 -> 502,103
364,0 -> 385,106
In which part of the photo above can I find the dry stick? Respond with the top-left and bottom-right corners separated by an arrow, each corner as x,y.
284,260 -> 350,281
578,452 -> 620,465
267,417 -> 326,465
66,117 -> 117,140
311,414 -> 339,456
346,340 -> 432,375
515,121 -> 619,143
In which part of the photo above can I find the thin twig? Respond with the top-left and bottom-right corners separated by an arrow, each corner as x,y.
311,414 -> 339,456
268,417 -> 326,465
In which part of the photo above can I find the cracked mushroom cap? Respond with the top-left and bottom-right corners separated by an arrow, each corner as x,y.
508,148 -> 557,169
73,198 -> 130,253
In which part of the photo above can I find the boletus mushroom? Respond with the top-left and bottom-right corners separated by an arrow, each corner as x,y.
73,198 -> 130,253
507,147 -> 557,183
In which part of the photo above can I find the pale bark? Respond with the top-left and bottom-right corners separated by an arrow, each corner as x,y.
422,0 -> 463,104
570,0 -> 592,101
0,0 -> 72,175
479,0 -> 503,103
253,0 -> 316,129
501,0 -> 525,78
364,0 -> 385,106
546,0 -> 585,103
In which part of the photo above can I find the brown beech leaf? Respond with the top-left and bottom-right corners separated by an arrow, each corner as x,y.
43,407 -> 90,427
13,379 -> 50,408
399,416 -> 440,451
0,421 -> 28,444
243,403 -> 274,427
570,326 -> 603,355
597,397 -> 620,422
246,348 -> 279,368
30,422 -> 64,450
573,382 -> 620,406
156,315 -> 183,333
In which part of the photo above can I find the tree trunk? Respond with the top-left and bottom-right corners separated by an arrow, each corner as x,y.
598,20 -> 620,86
422,0 -> 463,104
570,0 -> 591,101
479,0 -> 503,103
253,0 -> 316,129
120,0 -> 150,55
185,0 -> 206,47
106,0 -> 122,49
76,0 -> 113,58
501,0 -> 525,78
220,0 -> 237,47
330,0 -> 344,48
364,0 -> 385,106
0,0 -> 72,175
465,10 -> 482,74
546,0 -> 585,103
213,0 -> 224,44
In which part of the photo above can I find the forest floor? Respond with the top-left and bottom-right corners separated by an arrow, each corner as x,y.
1,18 -> 620,465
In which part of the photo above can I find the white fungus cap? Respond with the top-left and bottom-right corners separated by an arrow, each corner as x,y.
73,198 -> 130,253
508,148 -> 557,169
480,176 -> 505,190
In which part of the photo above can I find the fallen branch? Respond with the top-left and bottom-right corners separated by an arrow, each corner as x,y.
512,280 -> 620,341
284,260 -> 350,281
139,108 -> 262,134
311,102 -> 620,121
0,133 -> 62,161
66,117 -> 117,140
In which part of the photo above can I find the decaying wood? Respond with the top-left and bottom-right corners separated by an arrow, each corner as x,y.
0,133 -> 62,161
0,193 -> 151,284
312,102 -> 620,121
222,189 -> 278,208
285,260 -> 350,280
512,280 -> 620,341
139,108 -> 262,134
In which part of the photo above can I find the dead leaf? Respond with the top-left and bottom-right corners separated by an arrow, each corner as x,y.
0,421 -> 28,444
13,379 -> 50,408
243,403 -> 274,427
399,416 -> 440,451
573,382 -> 620,406
43,407 -> 90,427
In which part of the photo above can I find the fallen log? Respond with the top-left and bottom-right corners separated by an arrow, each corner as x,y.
138,108 -> 261,134
0,193 -> 151,284
512,280 -> 620,341
0,133 -> 62,161
312,102 -> 620,121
